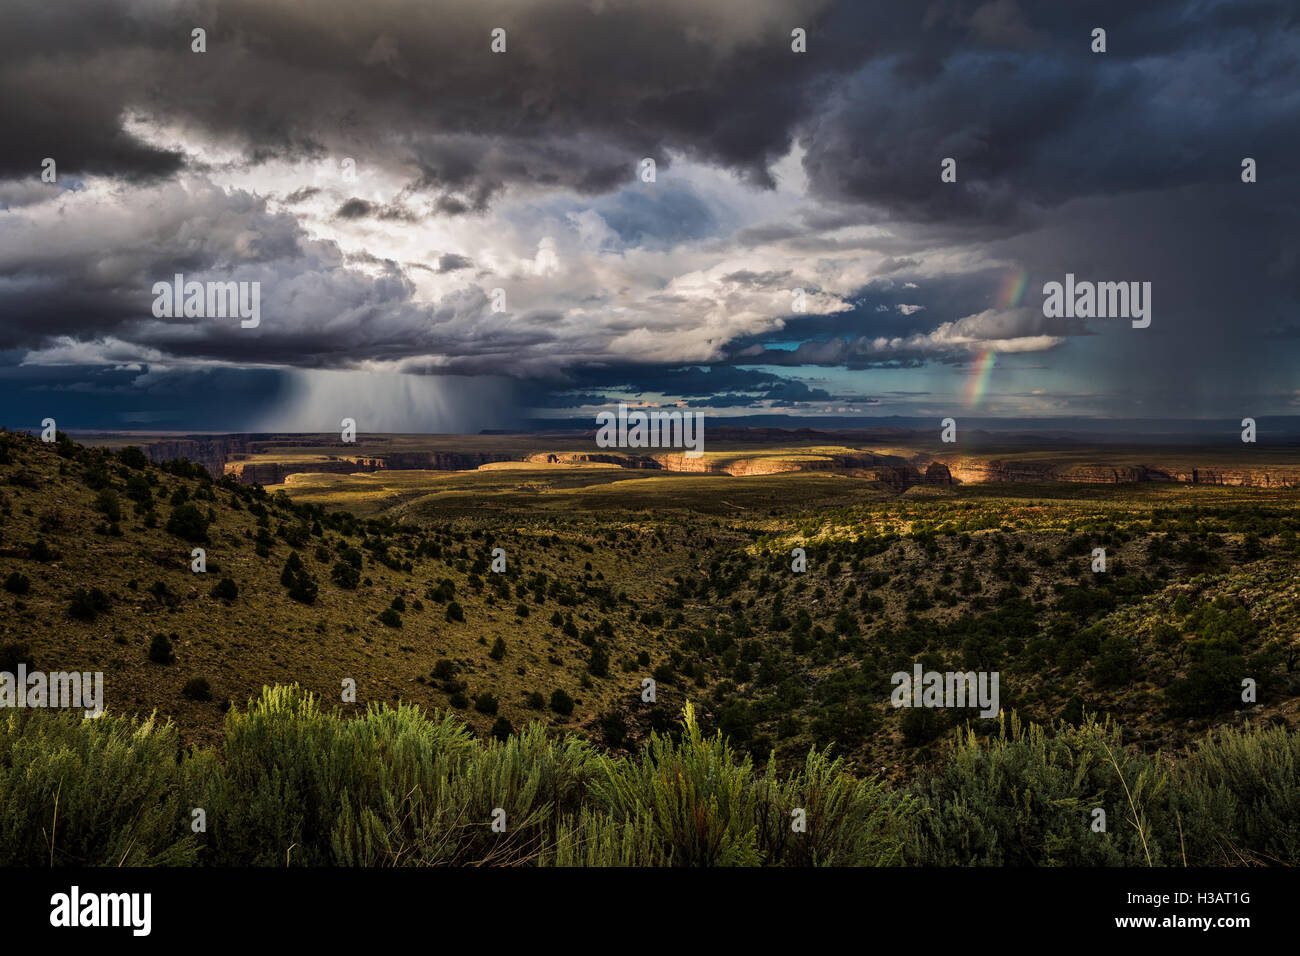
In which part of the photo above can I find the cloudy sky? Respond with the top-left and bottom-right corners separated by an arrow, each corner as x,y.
1,0 -> 1297,432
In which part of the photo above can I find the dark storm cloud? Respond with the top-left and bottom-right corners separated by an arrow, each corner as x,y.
283,186 -> 321,204
1,0 -> 1298,421
0,186 -> 275,347
437,254 -> 474,273
800,1 -> 1300,224
684,377 -> 836,407
2,1 -> 1296,216
335,198 -> 419,222
519,391 -> 610,410
0,2 -> 198,182
0,360 -> 293,431
0,0 -> 842,194
590,366 -> 801,398
0,185 -> 311,352
336,199 -> 375,219
0,179 -> 550,371
531,364 -> 842,408
721,269 -> 796,290
986,181 -> 1300,418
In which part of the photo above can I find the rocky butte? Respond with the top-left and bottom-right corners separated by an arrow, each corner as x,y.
80,431 -> 1300,491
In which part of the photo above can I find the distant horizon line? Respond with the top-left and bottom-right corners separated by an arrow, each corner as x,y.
12,413 -> 1300,440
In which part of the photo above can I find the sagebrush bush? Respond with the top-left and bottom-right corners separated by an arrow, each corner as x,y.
0,710 -> 198,865
0,688 -> 1295,868
904,713 -> 1170,866
1172,723 -> 1300,865
591,702 -> 762,865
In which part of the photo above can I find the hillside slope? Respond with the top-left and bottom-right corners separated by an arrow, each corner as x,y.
0,430 -> 682,747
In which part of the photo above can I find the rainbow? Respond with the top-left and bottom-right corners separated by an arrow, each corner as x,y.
997,265 -> 1029,309
963,266 -> 1026,407
965,346 -> 996,407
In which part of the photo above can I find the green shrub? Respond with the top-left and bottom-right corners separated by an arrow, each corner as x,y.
0,684 -> 1294,868
331,561 -> 360,589
94,488 -> 121,522
585,703 -> 768,866
279,554 -> 317,604
753,747 -> 913,866
182,677 -> 213,702
117,445 -> 149,469
0,641 -> 35,673
900,706 -> 945,748
905,713 -> 1168,866
0,710 -> 198,865
599,712 -> 627,749
287,573 -> 318,605
165,503 -> 209,542
1090,634 -> 1139,688
1173,723 -> 1300,865
67,587 -> 110,621
148,632 -> 176,665
125,474 -> 152,504
1165,639 -> 1249,718
210,577 -> 238,601
203,686 -> 586,866
587,643 -> 610,678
